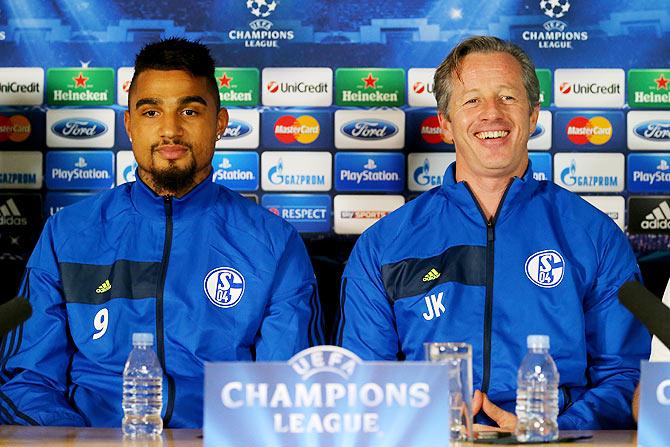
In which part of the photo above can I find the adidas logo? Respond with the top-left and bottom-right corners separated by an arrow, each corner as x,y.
422,268 -> 441,282
641,200 -> 670,230
95,279 -> 111,294
0,198 -> 27,226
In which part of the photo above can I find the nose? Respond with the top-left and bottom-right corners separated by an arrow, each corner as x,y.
159,113 -> 183,140
479,98 -> 504,120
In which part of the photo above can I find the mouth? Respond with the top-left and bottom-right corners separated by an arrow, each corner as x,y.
474,130 -> 510,140
155,144 -> 189,160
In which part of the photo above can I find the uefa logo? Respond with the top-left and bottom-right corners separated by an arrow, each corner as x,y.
203,267 -> 246,308
524,250 -> 565,288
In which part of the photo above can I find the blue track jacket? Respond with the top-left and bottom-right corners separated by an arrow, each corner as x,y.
0,177 -> 323,427
336,163 -> 649,430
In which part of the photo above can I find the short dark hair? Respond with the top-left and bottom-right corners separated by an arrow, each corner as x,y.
128,37 -> 220,110
433,35 -> 540,119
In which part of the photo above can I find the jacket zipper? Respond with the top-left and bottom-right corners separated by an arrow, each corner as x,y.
463,180 -> 513,395
157,196 -> 176,425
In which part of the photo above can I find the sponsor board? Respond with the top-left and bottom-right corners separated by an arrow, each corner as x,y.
46,151 -> 114,190
47,67 -> 114,106
580,195 -> 625,230
261,151 -> 331,192
334,195 -> 404,235
216,109 -> 260,149
628,154 -> 670,193
334,153 -> 404,192
554,69 -> 624,108
405,111 -> 452,150
0,110 -> 44,147
519,0 -> 589,50
627,69 -> 670,109
45,192 -> 95,216
527,110 -> 552,150
216,67 -> 259,106
0,151 -> 42,189
116,150 -> 137,186
407,68 -> 436,107
46,108 -> 115,148
628,196 -> 670,234
262,194 -> 331,233
211,151 -> 259,191
226,0 -> 295,48
554,153 -> 624,192
553,111 -> 624,151
336,68 -> 405,107
407,153 -> 456,192
334,109 -> 405,150
116,67 -> 134,107
261,68 -> 332,107
528,152 -> 552,181
627,111 -> 670,150
536,69 -> 552,107
0,193 -> 42,263
261,110 -> 332,149
0,67 -> 44,105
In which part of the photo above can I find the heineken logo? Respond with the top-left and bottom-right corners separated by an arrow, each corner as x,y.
215,67 -> 259,106
655,74 -> 669,90
341,120 -> 398,140
336,68 -> 405,107
361,73 -> 378,89
73,72 -> 89,88
51,119 -> 107,139
218,72 -> 233,88
628,69 -> 670,108
47,68 -> 114,105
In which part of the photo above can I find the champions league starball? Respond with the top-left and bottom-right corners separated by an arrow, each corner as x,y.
539,0 -> 570,19
246,0 -> 278,18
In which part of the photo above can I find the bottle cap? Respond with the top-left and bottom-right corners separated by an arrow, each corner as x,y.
132,332 -> 154,346
527,334 -> 550,349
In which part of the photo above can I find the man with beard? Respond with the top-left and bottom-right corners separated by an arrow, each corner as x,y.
0,38 -> 323,427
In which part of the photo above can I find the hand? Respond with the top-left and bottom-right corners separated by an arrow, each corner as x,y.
471,390 -> 517,433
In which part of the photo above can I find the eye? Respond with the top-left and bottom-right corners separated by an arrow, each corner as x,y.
142,110 -> 159,117
501,95 -> 516,102
182,109 -> 198,116
464,98 -> 478,105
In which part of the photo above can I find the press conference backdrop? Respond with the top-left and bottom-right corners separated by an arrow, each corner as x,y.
1,0 -> 670,317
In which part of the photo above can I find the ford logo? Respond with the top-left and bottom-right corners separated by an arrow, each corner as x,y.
530,123 -> 544,139
634,120 -> 670,141
341,119 -> 398,140
51,119 -> 107,139
222,119 -> 252,139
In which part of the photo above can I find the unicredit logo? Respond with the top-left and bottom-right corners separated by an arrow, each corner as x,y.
51,119 -> 107,139
412,81 -> 433,94
420,116 -> 441,144
341,120 -> 398,140
634,121 -> 670,141
266,81 -> 328,94
561,82 -> 621,95
559,82 -> 571,94
222,119 -> 252,139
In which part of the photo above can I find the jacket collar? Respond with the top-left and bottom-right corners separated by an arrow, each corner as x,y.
440,160 -> 539,224
130,171 -> 218,220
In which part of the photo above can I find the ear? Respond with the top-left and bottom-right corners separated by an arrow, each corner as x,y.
216,108 -> 229,138
528,103 -> 540,135
437,112 -> 454,145
124,110 -> 132,143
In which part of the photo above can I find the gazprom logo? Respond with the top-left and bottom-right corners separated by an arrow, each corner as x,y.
123,161 -> 138,183
268,158 -> 325,186
51,118 -> 107,139
524,249 -> 565,288
559,159 -> 618,188
633,121 -> 670,141
413,158 -> 441,187
222,119 -> 252,139
340,120 -> 398,140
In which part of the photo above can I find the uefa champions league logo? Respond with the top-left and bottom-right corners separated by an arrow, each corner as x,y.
246,0 -> 278,18
539,0 -> 570,19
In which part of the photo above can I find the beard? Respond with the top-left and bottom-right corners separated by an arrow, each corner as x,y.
149,140 -> 197,194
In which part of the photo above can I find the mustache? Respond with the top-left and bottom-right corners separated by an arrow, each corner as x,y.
151,139 -> 193,151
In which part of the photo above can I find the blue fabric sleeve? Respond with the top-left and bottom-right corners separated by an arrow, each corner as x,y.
254,228 -> 323,360
0,220 -> 86,426
558,223 -> 651,429
335,233 -> 399,360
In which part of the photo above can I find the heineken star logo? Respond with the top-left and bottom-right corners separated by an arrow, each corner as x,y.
362,73 -> 378,89
655,74 -> 669,90
218,72 -> 232,88
73,72 -> 89,88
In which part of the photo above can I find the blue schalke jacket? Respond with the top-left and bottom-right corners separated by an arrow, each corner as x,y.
0,177 -> 323,427
336,163 -> 649,429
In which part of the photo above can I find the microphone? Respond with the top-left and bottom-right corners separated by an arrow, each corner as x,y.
0,297 -> 32,337
618,281 -> 670,349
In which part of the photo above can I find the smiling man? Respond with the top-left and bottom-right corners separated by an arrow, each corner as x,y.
336,36 -> 649,430
0,38 -> 322,428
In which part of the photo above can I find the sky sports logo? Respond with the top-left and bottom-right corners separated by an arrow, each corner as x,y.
554,69 -> 624,108
261,152 -> 331,191
333,195 -> 404,234
211,152 -> 258,191
46,151 -> 114,190
554,153 -> 624,192
261,68 -> 332,107
261,194 -> 331,233
628,154 -> 670,193
335,153 -> 404,192
335,110 -> 405,149
407,153 -> 455,191
554,111 -> 624,150
627,111 -> 670,150
216,109 -> 259,149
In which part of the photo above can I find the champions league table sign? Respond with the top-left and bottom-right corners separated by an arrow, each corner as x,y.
204,346 -> 450,447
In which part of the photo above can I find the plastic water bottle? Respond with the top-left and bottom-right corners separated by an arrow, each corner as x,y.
122,333 -> 163,438
514,335 -> 559,442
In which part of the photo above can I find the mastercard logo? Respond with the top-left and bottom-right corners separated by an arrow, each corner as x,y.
0,115 -> 31,143
274,115 -> 320,144
566,116 -> 612,145
420,116 -> 442,144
